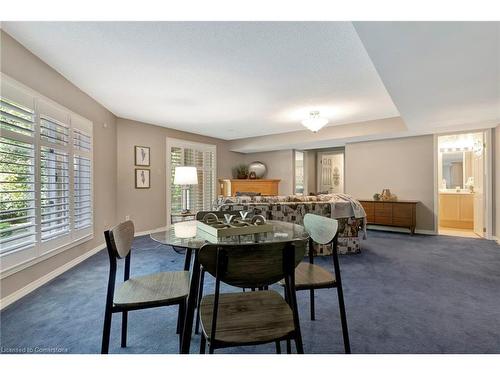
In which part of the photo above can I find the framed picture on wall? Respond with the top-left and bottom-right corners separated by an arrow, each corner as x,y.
135,168 -> 150,189
135,145 -> 150,166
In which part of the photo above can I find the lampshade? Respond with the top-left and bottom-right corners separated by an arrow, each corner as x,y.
301,111 -> 328,132
174,166 -> 198,185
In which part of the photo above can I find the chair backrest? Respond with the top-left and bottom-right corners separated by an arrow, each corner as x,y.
105,220 -> 135,259
303,214 -> 338,245
198,240 -> 307,288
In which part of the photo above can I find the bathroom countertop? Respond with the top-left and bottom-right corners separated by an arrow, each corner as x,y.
439,190 -> 474,195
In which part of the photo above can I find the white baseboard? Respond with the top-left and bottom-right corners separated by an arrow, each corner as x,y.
135,226 -> 168,237
0,226 -> 170,311
366,225 -> 436,236
0,242 -> 105,311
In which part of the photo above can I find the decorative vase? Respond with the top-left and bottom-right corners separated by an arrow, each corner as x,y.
248,171 -> 257,179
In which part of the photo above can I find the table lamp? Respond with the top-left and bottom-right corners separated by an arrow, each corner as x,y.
174,166 -> 198,214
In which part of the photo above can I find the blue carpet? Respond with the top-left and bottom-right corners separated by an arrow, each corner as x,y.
1,230 -> 499,354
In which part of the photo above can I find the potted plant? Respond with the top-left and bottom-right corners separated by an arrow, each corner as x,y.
232,164 -> 249,179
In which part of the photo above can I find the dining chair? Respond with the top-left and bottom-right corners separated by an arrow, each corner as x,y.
193,210 -> 240,334
101,220 -> 190,354
279,213 -> 351,353
197,240 -> 307,354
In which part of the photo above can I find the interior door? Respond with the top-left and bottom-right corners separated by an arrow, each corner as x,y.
318,152 -> 344,193
472,137 -> 484,237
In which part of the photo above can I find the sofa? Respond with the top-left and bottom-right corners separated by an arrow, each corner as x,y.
213,193 -> 366,255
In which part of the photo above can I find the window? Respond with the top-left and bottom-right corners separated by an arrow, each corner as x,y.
294,150 -> 305,195
0,74 -> 93,274
167,139 -> 216,224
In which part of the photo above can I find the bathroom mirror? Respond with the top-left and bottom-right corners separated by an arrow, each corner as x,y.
441,151 -> 473,190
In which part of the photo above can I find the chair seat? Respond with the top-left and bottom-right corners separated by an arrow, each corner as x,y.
114,271 -> 189,308
279,262 -> 336,290
200,290 -> 295,345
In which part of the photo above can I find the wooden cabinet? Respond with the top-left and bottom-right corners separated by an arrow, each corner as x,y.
439,193 -> 473,229
359,200 -> 418,234
219,179 -> 280,197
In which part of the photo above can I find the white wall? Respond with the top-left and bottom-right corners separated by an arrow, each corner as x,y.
345,135 -> 435,232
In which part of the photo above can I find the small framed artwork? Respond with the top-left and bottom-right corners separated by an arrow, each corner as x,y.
135,168 -> 150,189
135,145 -> 150,166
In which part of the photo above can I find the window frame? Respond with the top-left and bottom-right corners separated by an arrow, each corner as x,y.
1,74 -> 93,277
166,137 -> 217,226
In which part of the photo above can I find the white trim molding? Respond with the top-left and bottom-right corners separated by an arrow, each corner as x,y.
0,225 -> 171,310
0,242 -> 104,310
135,226 -> 168,237
366,225 -> 437,236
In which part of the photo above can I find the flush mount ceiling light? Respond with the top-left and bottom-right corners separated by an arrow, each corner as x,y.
301,111 -> 328,132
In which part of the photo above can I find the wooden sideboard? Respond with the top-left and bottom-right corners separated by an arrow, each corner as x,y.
218,179 -> 280,197
359,200 -> 419,235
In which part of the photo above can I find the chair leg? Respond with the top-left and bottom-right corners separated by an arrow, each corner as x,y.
176,298 -> 186,335
336,287 -> 351,354
208,343 -> 215,354
195,268 -> 205,334
177,300 -> 186,350
275,341 -> 281,354
121,311 -> 128,348
286,339 -> 292,354
101,307 -> 113,354
310,289 -> 315,321
200,335 -> 206,354
295,336 -> 304,354
176,305 -> 181,334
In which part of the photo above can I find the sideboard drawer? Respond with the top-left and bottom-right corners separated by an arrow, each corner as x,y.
393,203 -> 413,218
374,203 -> 392,217
375,215 -> 393,225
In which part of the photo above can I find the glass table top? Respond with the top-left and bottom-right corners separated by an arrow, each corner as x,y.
150,220 -> 309,249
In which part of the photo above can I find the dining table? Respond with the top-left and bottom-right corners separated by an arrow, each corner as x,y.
150,219 -> 309,354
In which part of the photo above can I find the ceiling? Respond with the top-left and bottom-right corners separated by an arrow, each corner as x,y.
354,22 -> 500,133
1,21 -> 399,139
2,22 -> 499,149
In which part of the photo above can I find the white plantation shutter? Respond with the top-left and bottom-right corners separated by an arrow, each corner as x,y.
0,137 -> 36,254
167,139 -> 216,224
170,147 -> 183,214
0,82 -> 37,258
40,116 -> 69,146
72,115 -> 93,236
73,155 -> 92,230
0,74 -> 93,273
40,146 -> 70,241
73,129 -> 92,152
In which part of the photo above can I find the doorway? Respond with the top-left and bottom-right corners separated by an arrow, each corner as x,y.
436,131 -> 490,238
317,150 -> 344,194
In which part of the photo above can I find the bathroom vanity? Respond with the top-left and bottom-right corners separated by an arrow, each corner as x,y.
439,191 -> 474,229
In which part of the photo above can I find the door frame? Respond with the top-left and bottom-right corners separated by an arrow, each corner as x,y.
433,128 -> 493,239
